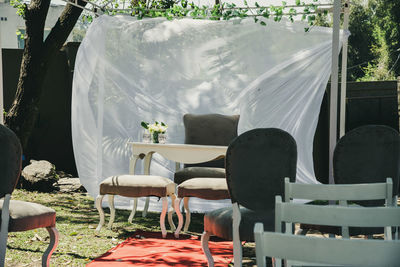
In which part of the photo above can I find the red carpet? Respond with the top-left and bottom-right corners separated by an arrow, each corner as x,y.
87,230 -> 233,266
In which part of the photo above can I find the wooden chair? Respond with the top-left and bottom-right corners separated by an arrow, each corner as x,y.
0,124 -> 59,267
95,174 -> 176,238
285,177 -> 394,238
174,113 -> 239,233
254,226 -> 400,267
201,128 -> 297,267
254,196 -> 400,267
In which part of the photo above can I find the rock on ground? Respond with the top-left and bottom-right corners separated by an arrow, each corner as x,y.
21,160 -> 57,192
53,178 -> 86,193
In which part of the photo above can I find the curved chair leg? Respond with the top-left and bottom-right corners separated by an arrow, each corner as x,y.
201,231 -> 214,267
107,195 -> 115,229
0,194 -> 11,266
168,193 -> 176,231
183,197 -> 191,232
232,203 -> 242,267
174,198 -> 183,238
143,197 -> 150,217
160,197 -> 168,238
95,195 -> 105,232
128,198 -> 138,223
42,227 -> 59,267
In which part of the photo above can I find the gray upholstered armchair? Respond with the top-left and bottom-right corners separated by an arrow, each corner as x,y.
0,124 -> 59,267
201,128 -> 297,267
174,113 -> 240,184
173,113 -> 239,232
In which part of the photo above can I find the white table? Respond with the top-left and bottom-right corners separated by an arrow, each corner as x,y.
128,142 -> 228,227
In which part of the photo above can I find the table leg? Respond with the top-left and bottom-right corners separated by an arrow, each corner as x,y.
142,152 -> 154,217
129,155 -> 140,222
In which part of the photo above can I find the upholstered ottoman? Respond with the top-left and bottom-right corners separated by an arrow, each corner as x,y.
174,178 -> 230,237
96,175 -> 176,238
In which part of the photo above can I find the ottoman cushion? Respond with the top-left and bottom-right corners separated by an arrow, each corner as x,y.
204,206 -> 275,241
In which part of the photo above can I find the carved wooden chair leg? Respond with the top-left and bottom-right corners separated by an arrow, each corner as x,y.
95,195 -> 105,231
0,194 -> 11,266
168,193 -> 176,231
160,197 -> 168,238
42,227 -> 59,267
232,203 -> 243,267
201,231 -> 214,267
107,195 -> 115,229
128,198 -> 138,223
143,196 -> 150,217
174,198 -> 184,238
183,197 -> 191,232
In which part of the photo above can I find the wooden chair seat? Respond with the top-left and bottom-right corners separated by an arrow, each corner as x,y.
0,200 -> 56,232
177,178 -> 229,200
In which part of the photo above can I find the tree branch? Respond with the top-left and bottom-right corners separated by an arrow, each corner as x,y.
43,1 -> 87,58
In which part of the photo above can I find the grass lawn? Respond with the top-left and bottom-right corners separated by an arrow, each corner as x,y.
5,189 -> 257,267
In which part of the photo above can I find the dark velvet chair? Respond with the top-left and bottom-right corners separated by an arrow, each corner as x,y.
201,128 -> 297,267
0,125 -> 59,267
173,113 -> 239,233
300,124 -> 400,236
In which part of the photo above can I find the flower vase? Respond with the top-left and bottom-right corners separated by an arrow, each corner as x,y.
158,133 -> 166,144
152,132 -> 159,143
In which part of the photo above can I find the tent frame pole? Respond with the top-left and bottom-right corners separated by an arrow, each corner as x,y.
329,0 -> 342,185
0,21 -> 3,125
339,1 -> 350,138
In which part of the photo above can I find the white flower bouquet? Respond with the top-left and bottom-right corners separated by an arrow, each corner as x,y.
141,121 -> 167,143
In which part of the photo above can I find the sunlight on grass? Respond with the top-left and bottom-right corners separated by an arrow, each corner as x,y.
5,190 -> 257,266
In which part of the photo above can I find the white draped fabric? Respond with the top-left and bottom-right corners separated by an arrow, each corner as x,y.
72,15 -> 345,212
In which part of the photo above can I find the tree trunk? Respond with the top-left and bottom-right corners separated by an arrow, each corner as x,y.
5,0 -> 86,150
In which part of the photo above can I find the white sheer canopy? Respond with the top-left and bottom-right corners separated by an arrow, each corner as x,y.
72,15 -> 345,211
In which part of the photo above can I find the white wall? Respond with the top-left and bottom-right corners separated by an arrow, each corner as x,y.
0,1 -> 65,48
